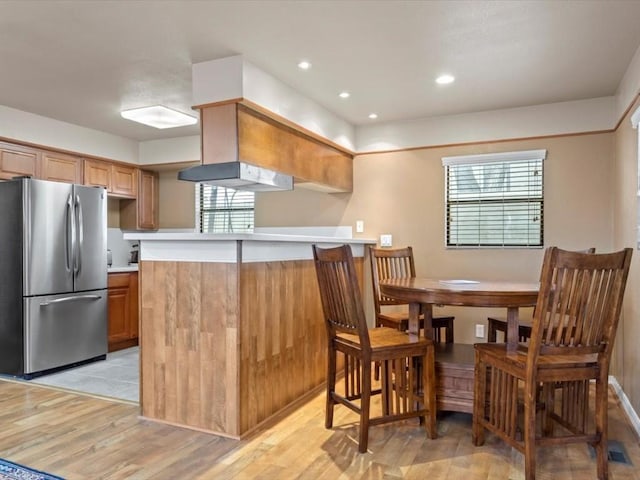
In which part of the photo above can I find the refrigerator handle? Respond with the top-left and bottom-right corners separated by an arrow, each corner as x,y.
74,194 -> 83,275
65,194 -> 74,273
40,294 -> 103,306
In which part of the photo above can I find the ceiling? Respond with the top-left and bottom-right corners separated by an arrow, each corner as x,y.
1,0 -> 640,142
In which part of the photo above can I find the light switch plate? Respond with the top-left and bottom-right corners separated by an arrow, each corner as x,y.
356,220 -> 364,233
380,234 -> 393,247
475,324 -> 485,338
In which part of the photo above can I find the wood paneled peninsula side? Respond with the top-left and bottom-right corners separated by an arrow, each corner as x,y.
125,232 -> 374,439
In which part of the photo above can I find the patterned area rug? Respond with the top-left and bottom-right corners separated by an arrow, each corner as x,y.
0,459 -> 64,480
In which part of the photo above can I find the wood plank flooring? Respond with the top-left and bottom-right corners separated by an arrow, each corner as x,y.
0,378 -> 638,479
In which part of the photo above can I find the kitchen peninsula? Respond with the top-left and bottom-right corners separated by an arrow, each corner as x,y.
126,231 -> 374,438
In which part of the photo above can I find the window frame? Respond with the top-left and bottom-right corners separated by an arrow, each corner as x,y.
442,149 -> 546,249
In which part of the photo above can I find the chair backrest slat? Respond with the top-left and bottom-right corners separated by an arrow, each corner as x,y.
529,247 -> 632,362
313,244 -> 370,348
370,246 -> 416,312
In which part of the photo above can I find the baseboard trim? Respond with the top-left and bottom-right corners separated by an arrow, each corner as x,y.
609,375 -> 640,438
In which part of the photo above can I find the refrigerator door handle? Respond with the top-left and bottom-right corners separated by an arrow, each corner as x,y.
74,194 -> 83,275
65,194 -> 74,273
40,294 -> 103,307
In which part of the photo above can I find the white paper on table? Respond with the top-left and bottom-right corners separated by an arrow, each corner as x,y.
438,279 -> 480,285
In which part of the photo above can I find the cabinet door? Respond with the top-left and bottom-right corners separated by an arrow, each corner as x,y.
84,159 -> 112,190
111,164 -> 137,198
41,151 -> 83,183
129,272 -> 139,339
108,285 -> 131,348
0,142 -> 40,180
138,170 -> 159,230
108,272 -> 139,352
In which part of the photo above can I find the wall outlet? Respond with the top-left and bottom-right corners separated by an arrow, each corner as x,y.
380,234 -> 393,247
475,324 -> 485,338
356,220 -> 364,233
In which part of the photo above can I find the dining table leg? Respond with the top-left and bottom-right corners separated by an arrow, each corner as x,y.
408,302 -> 433,339
408,302 -> 425,337
506,306 -> 519,352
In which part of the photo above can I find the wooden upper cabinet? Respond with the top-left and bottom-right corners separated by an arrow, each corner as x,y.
120,169 -> 158,230
41,151 -> 83,184
137,170 -> 158,229
84,158 -> 112,189
111,164 -> 137,198
0,142 -> 41,180
84,159 -> 137,198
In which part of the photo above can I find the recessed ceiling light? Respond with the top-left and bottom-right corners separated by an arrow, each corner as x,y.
120,105 -> 197,129
368,113 -> 378,119
436,74 -> 455,85
298,61 -> 312,70
339,92 -> 350,99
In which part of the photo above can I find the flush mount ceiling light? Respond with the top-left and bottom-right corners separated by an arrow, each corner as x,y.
339,91 -> 350,99
435,74 -> 455,85
297,60 -> 312,70
120,105 -> 198,129
368,113 -> 378,119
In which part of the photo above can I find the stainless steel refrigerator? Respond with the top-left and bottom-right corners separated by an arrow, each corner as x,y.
0,177 -> 108,377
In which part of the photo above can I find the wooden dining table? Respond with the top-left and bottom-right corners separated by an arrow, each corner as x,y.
379,277 -> 539,351
379,277 -> 539,413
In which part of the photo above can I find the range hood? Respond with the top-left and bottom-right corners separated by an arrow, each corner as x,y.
178,161 -> 293,192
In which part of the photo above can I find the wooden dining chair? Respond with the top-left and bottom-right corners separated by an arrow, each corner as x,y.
370,246 -> 455,343
472,247 -> 632,480
486,247 -> 596,343
313,244 -> 437,453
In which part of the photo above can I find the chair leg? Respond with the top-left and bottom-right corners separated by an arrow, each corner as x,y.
423,345 -> 437,439
541,383 -> 555,436
595,374 -> 609,480
358,360 -> 372,453
472,351 -> 486,446
325,348 -> 337,429
523,382 -> 537,480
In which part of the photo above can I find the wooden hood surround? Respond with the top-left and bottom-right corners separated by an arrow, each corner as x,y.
198,101 -> 353,192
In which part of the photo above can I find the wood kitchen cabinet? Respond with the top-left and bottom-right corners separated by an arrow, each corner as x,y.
107,271 -> 139,352
120,169 -> 158,230
0,142 -> 40,180
84,158 -> 112,189
111,163 -> 137,198
84,159 -> 137,198
41,151 -> 83,183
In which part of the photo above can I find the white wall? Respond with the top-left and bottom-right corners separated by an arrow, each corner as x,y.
0,104 -> 138,162
355,97 -> 616,152
616,43 -> 640,120
138,135 -> 200,165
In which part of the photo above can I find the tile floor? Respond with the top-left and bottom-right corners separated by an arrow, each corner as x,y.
27,346 -> 139,403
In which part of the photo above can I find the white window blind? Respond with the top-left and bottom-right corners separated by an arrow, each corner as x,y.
442,150 -> 546,248
196,184 -> 255,233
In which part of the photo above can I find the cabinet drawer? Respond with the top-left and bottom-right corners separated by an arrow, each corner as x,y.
108,272 -> 131,288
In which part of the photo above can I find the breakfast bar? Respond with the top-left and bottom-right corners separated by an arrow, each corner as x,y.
128,232 -> 374,438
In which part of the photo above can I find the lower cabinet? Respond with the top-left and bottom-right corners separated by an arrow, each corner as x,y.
107,271 -> 139,352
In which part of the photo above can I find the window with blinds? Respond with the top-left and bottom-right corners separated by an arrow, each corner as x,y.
196,184 -> 255,233
442,150 -> 546,248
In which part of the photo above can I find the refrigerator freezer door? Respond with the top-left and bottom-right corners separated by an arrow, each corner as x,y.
73,185 -> 107,292
23,179 -> 74,297
24,290 -> 107,374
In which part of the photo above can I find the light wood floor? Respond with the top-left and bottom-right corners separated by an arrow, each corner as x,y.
0,379 -> 639,479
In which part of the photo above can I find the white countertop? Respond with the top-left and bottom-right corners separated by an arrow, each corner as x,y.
108,265 -> 139,273
124,232 -> 375,263
124,231 -> 375,244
